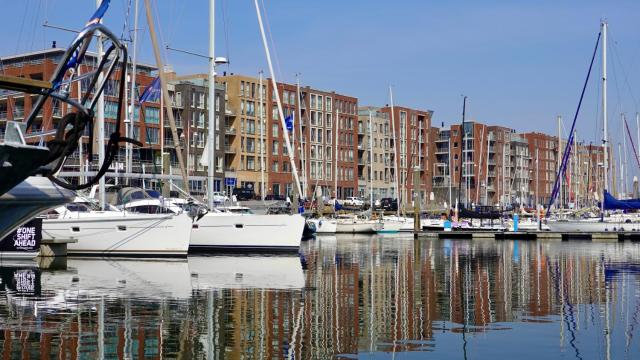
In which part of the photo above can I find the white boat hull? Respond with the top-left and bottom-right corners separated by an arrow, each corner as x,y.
308,218 -> 337,234
372,220 -> 404,233
336,220 -> 376,233
547,219 -> 640,233
190,213 -> 304,252
43,213 -> 192,257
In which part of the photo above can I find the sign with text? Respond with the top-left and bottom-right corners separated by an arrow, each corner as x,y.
0,218 -> 42,253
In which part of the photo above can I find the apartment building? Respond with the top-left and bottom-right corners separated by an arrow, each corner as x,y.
379,106 -> 433,205
0,47 -> 160,165
267,81 -> 359,200
164,75 -> 226,194
521,132 -> 558,206
217,74 -> 267,196
357,107 -> 395,200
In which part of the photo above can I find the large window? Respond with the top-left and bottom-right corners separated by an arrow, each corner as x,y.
146,127 -> 159,144
145,107 -> 160,124
105,101 -> 119,119
272,141 -> 279,155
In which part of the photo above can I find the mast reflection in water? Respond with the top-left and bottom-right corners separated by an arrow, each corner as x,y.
1,236 -> 640,358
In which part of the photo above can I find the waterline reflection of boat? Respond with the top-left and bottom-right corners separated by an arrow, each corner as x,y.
188,255 -> 304,289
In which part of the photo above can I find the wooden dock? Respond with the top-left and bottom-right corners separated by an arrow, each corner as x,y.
416,231 -> 640,242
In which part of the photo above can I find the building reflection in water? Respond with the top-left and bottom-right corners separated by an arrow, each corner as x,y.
0,237 -> 639,358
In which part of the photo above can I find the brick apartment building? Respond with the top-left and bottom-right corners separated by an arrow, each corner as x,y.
0,48 -> 159,163
272,82 -> 359,199
378,105 -> 433,205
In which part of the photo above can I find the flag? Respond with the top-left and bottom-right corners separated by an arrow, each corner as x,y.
54,0 -> 111,88
139,77 -> 161,104
285,113 -> 294,131
86,0 -> 111,26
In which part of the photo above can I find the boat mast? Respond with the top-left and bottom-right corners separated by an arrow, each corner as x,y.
334,108 -> 339,199
368,109 -> 374,211
622,113 -> 628,197
448,137 -> 452,209
253,0 -> 303,199
557,115 -> 562,209
97,0 -> 106,210
206,0 -> 216,209
486,131 -> 490,205
456,96 -> 467,209
144,0 -> 189,191
259,71 -> 265,201
127,0 -> 139,181
602,20 -> 608,216
389,86 -> 400,217
636,112 -> 640,161
295,74 -> 306,198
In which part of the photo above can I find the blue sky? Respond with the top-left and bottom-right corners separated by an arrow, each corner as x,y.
1,0 -> 640,145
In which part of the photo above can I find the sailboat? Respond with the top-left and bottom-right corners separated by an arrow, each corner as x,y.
378,88 -> 414,233
546,21 -> 640,233
0,2 -> 135,240
188,0 -> 305,251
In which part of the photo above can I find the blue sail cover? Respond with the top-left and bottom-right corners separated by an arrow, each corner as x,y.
603,190 -> 640,210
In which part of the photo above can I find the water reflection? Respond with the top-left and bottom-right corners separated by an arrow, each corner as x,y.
0,238 -> 639,358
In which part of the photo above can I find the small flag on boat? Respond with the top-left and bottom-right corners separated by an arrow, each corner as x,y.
139,77 -> 161,104
285,114 -> 294,131
54,0 -> 111,88
87,0 -> 111,26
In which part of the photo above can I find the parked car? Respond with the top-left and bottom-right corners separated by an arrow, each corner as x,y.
232,187 -> 255,201
211,191 -> 228,204
343,197 -> 365,207
380,198 -> 398,211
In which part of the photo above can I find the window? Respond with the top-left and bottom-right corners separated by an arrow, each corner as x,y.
247,120 -> 256,135
145,107 -> 160,124
310,94 -> 316,109
133,125 -> 140,140
105,101 -> 119,119
326,130 -> 332,144
272,161 -> 279,172
272,107 -> 279,120
246,138 -> 255,152
199,93 -> 205,108
198,112 -> 205,128
145,127 -> 159,144
326,97 -> 332,112
247,156 -> 255,170
317,95 -> 323,110
272,141 -> 279,155
272,124 -> 279,137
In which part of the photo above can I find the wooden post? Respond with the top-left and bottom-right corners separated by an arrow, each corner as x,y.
413,166 -> 421,236
143,0 -> 189,191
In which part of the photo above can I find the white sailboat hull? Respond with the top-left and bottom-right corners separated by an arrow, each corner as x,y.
308,218 -> 337,234
383,216 -> 415,232
190,213 -> 304,252
43,213 -> 192,256
372,220 -> 405,233
546,219 -> 640,233
336,220 -> 376,234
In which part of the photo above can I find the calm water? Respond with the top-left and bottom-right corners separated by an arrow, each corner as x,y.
1,235 -> 640,359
